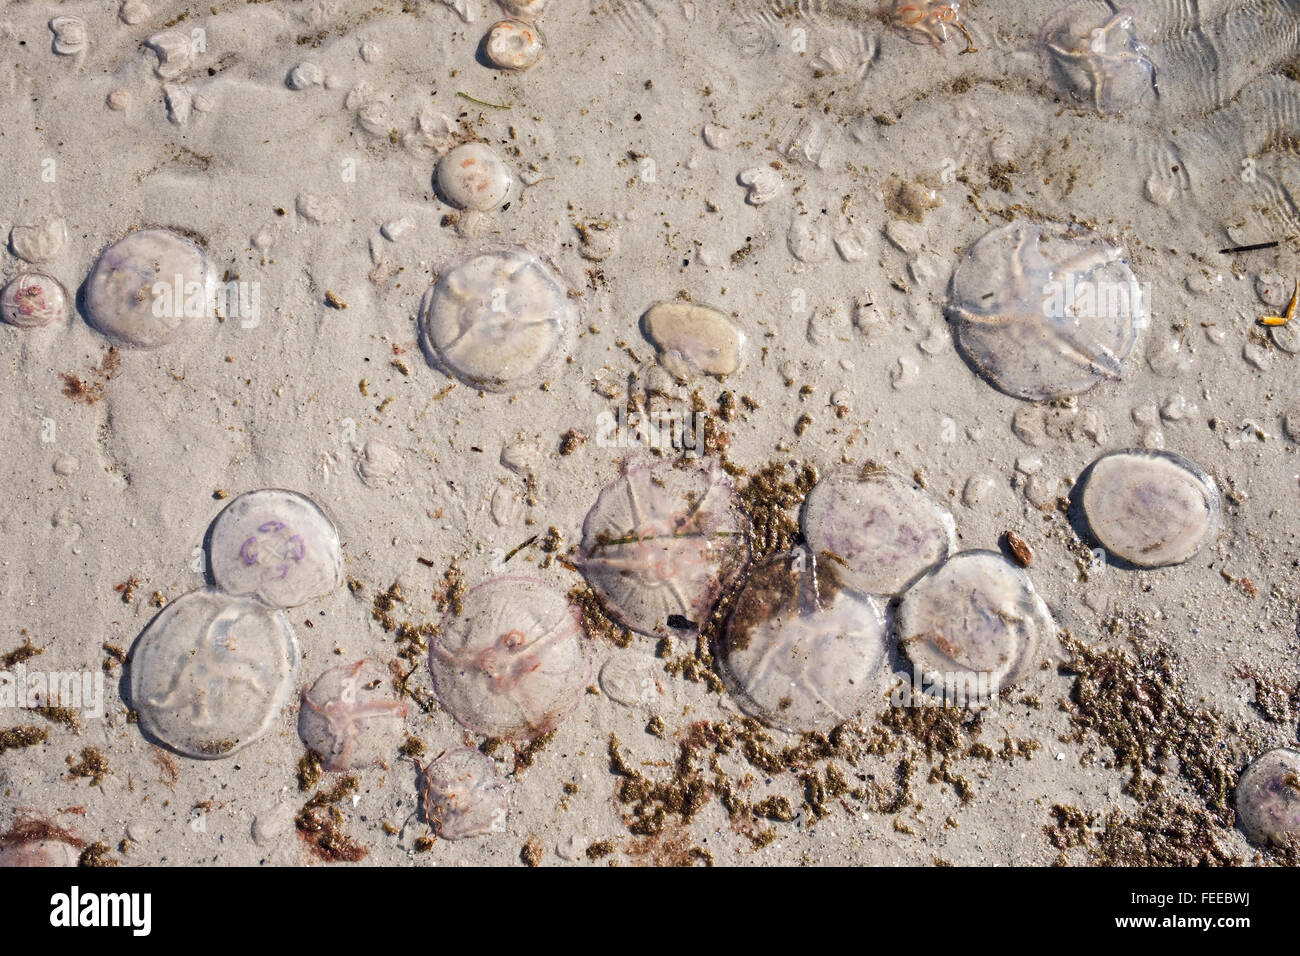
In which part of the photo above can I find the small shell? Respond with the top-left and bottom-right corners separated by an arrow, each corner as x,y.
897,551 -> 1055,693
484,19 -> 545,71
429,577 -> 590,741
641,301 -> 744,380
578,458 -> 751,637
1236,748 -> 1300,848
718,550 -> 888,732
1079,449 -> 1219,568
298,660 -> 408,771
207,489 -> 343,608
420,749 -> 509,840
800,466 -> 955,596
436,143 -> 514,211
1,273 -> 68,329
129,588 -> 300,759
84,228 -> 214,348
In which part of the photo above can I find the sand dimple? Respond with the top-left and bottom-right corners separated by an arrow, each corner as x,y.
429,577 -> 590,741
1080,449 -> 1219,568
578,458 -> 751,637
129,588 -> 299,760
208,489 -> 343,609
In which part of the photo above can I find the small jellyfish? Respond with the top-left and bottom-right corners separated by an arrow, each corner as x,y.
1,273 -> 68,329
641,301 -> 745,380
418,245 -> 575,393
129,588 -> 299,759
429,577 -> 590,741
1079,449 -> 1219,568
578,458 -> 752,638
419,749 -> 510,840
884,0 -> 976,54
1236,748 -> 1300,848
896,551 -> 1055,695
84,228 -> 214,349
1038,2 -> 1157,114
208,489 -> 343,608
946,221 -> 1146,401
800,464 -> 955,597
436,143 -> 514,211
484,19 -> 545,71
0,815 -> 83,867
498,0 -> 549,19
717,549 -> 888,733
298,660 -> 409,771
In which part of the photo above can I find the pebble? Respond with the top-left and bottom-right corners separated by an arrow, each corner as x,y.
106,88 -> 131,111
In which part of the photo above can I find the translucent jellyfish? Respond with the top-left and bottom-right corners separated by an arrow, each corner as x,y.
298,660 -> 408,771
208,489 -> 343,609
641,301 -> 745,380
946,221 -> 1146,401
717,549 -> 887,733
417,246 -> 575,393
1079,449 -> 1219,568
896,551 -> 1055,694
800,465 -> 955,597
419,748 -> 510,840
129,588 -> 299,759
1,273 -> 67,329
885,0 -> 976,54
484,19 -> 545,71
578,458 -> 752,637
84,228 -> 214,348
436,143 -> 514,211
1236,748 -> 1300,848
1038,2 -> 1157,114
0,816 -> 82,868
429,577 -> 590,741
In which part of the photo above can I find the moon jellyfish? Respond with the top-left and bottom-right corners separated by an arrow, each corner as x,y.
578,458 -> 751,637
1080,449 -> 1219,568
208,489 -> 343,609
84,228 -> 214,348
129,588 -> 299,759
298,660 -> 408,771
419,749 -> 510,840
800,465 -> 955,597
896,551 -> 1055,697
1038,2 -> 1157,114
1236,748 -> 1300,848
1,273 -> 67,329
436,143 -> 514,210
429,577 -> 590,741
418,246 -> 575,393
717,549 -> 887,733
946,221 -> 1146,401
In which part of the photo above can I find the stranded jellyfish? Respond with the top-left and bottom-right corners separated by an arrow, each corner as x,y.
298,660 -> 408,771
1236,748 -> 1300,848
946,221 -> 1146,401
800,464 -> 955,597
429,577 -> 590,741
884,0 -> 976,54
1079,449 -> 1219,568
717,549 -> 888,733
1,272 -> 67,329
419,748 -> 510,840
418,245 -> 575,393
436,143 -> 514,211
484,19 -> 545,71
896,551 -> 1055,697
208,488 -> 343,609
0,815 -> 83,867
129,588 -> 299,759
84,228 -> 214,348
578,458 -> 752,637
1038,2 -> 1157,114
